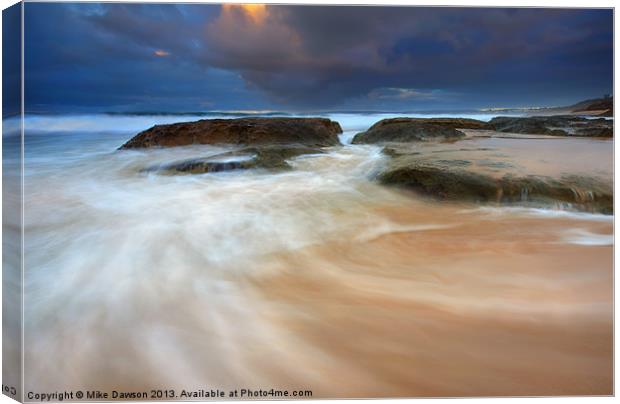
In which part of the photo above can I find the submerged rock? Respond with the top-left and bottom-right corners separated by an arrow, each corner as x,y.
149,156 -> 255,175
352,118 -> 490,144
119,117 -> 343,149
145,145 -> 326,175
489,116 -> 613,137
378,161 -> 612,214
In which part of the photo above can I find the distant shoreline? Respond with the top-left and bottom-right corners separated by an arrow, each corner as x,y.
14,96 -> 614,119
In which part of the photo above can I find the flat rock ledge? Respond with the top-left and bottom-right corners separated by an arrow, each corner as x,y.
352,118 -> 489,144
119,117 -> 343,149
378,162 -> 612,214
489,116 -> 613,137
351,116 -> 613,144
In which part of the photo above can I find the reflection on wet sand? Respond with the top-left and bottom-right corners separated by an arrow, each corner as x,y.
249,200 -> 612,397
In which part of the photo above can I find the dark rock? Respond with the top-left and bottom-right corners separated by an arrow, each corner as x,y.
149,156 -> 255,175
489,116 -> 613,137
144,145 -> 325,175
435,159 -> 472,167
379,163 -> 499,201
378,161 -> 612,214
119,117 -> 343,149
573,126 -> 613,137
352,118 -> 490,144
489,116 -> 568,135
497,175 -> 612,214
476,160 -> 514,169
381,147 -> 420,158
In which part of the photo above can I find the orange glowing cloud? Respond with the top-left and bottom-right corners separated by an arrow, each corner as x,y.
154,50 -> 170,57
206,3 -> 303,68
222,4 -> 267,24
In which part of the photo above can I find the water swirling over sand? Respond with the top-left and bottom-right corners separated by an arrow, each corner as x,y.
9,113 -> 612,397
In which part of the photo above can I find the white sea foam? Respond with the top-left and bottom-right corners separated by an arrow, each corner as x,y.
15,110 -> 503,135
461,206 -> 613,222
562,229 -> 614,246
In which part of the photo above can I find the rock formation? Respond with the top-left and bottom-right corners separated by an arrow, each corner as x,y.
119,117 -> 343,149
352,118 -> 490,144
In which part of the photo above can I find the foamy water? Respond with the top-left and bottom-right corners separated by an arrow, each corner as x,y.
4,112 -> 612,397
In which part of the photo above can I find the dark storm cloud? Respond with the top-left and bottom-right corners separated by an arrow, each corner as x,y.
3,3 -> 21,117
206,6 -> 612,106
22,3 -> 612,112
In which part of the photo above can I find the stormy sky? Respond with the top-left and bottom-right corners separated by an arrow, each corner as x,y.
21,3 -> 613,112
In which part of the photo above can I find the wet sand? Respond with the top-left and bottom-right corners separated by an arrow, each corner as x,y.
248,200 -> 613,397
19,124 -> 613,398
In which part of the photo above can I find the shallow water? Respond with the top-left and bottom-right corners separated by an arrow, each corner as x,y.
392,130 -> 614,180
7,113 -> 613,397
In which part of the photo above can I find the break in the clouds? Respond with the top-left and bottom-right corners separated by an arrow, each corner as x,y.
21,3 -> 613,112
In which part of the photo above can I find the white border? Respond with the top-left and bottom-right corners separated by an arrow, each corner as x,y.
0,1 -> 616,404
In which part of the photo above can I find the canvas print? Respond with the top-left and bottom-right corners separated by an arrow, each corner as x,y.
2,2 -> 614,401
